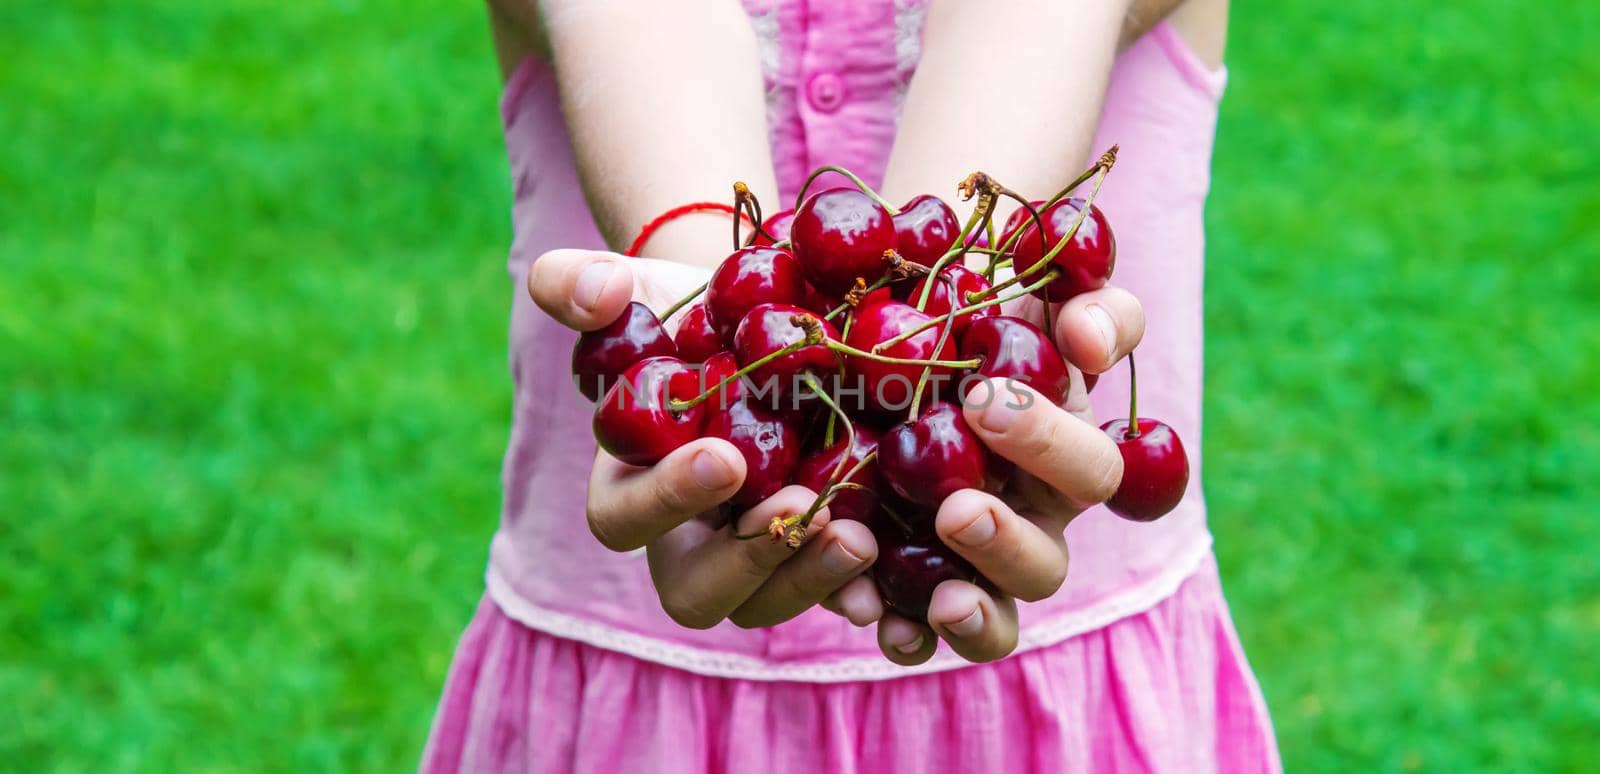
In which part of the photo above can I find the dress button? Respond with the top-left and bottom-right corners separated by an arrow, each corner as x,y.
806,72 -> 845,113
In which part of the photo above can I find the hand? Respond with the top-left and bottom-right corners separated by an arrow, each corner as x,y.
528,249 -> 880,629
822,286 -> 1146,664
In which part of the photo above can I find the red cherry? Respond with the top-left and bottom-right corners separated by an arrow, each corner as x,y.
877,402 -> 990,507
706,246 -> 809,341
1099,418 -> 1189,521
872,527 -> 979,620
732,303 -> 838,399
892,194 -> 961,267
592,356 -> 705,467
791,188 -> 896,295
960,316 -> 1071,406
843,297 -> 963,414
571,301 -> 677,402
1083,372 -> 1099,393
793,425 -> 882,526
1011,197 -> 1116,302
703,353 -> 802,507
672,302 -> 722,364
901,263 -> 999,337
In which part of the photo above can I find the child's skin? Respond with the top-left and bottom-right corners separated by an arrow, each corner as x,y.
504,0 -> 1227,665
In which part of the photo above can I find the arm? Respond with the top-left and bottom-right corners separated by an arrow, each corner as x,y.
532,0 -> 780,267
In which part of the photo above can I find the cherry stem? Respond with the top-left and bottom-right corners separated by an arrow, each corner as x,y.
1125,351 -> 1141,440
803,374 -> 857,485
668,319 -> 822,412
826,339 -> 979,369
793,165 -> 899,214
733,181 -> 778,249
908,272 -> 963,418
873,268 -> 1061,352
658,281 -> 709,323
825,253 -> 929,320
879,499 -> 913,536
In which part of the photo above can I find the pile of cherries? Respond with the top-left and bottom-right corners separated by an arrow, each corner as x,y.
573,150 -> 1189,622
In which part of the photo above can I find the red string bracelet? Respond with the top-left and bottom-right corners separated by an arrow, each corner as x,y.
624,202 -> 752,257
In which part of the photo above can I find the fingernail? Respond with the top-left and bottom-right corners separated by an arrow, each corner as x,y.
690,450 -> 737,490
894,634 -> 925,654
821,540 -> 865,575
1087,304 -> 1117,362
574,262 -> 615,311
952,510 -> 997,547
976,399 -> 1019,433
945,606 -> 985,638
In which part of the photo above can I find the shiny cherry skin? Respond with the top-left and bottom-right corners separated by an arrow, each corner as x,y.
592,356 -> 705,467
1011,197 -> 1116,302
793,425 -> 882,526
960,315 -> 1071,406
732,303 -> 839,398
1099,418 -> 1190,521
672,302 -> 722,363
571,301 -> 677,401
872,526 -> 980,620
747,208 -> 796,247
706,246 -> 809,342
892,194 -> 961,267
843,297 -> 963,414
703,358 -> 802,508
900,263 -> 999,337
791,187 -> 897,295
877,402 -> 990,508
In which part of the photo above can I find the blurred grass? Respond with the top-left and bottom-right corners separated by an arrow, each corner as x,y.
1,0 -> 1596,770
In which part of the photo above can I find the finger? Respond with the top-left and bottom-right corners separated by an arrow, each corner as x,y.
821,574 -> 886,627
963,379 -> 1123,508
526,249 -> 637,332
648,486 -> 827,630
1053,285 -> 1144,375
877,612 -> 938,666
586,439 -> 746,552
729,519 -> 877,628
934,490 -> 1067,602
927,581 -> 1019,663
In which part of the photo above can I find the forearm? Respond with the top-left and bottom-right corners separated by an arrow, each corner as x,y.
881,0 -> 1175,217
538,0 -> 778,267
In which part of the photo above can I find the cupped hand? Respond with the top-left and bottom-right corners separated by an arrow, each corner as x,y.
528,249 -> 878,629
822,284 -> 1147,664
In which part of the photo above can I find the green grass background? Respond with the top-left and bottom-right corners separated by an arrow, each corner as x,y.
3,0 -> 1596,770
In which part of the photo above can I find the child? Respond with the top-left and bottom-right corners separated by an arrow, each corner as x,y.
424,0 -> 1278,770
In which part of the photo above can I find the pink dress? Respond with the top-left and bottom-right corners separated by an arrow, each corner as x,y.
424,2 -> 1280,771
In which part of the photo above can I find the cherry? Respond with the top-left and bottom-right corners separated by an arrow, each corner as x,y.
960,316 -> 1071,406
892,194 -> 961,267
703,354 -> 802,507
900,263 -> 999,337
592,356 -> 705,467
731,303 -> 839,399
571,301 -> 677,401
706,246 -> 809,341
872,526 -> 980,621
842,297 -> 963,414
1011,197 -> 1116,302
672,302 -> 722,363
793,425 -> 882,526
791,187 -> 896,295
1098,354 -> 1188,521
747,208 -> 795,247
877,402 -> 990,508
1100,419 -> 1188,521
